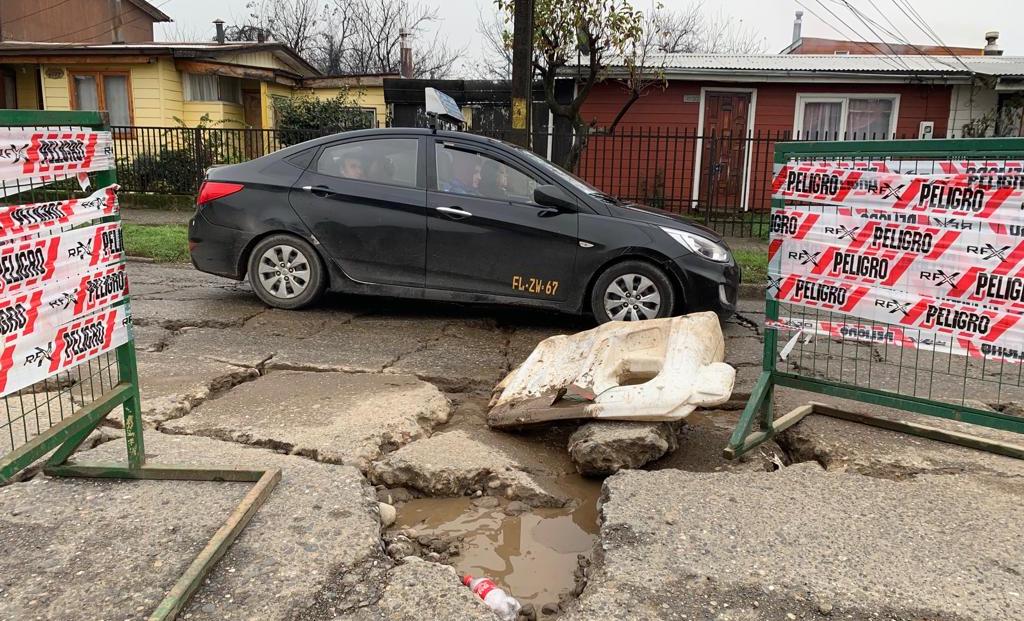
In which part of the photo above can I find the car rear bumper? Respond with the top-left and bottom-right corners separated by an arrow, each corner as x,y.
188,210 -> 253,280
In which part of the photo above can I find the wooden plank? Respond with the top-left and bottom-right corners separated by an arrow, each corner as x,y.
147,468 -> 281,621
810,402 -> 1024,461
173,60 -> 297,86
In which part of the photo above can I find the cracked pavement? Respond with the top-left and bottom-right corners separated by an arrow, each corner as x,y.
1,264 -> 1023,620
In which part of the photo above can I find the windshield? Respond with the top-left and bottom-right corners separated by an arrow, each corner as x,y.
510,144 -> 605,197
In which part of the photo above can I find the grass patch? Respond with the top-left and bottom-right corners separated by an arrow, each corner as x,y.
123,223 -> 189,263
733,248 -> 768,284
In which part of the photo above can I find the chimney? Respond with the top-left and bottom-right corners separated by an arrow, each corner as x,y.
792,11 -> 803,45
399,29 -> 414,78
214,19 -> 226,45
257,28 -> 267,43
984,31 -> 1002,56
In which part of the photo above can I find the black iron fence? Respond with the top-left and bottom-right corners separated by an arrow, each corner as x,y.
112,125 -> 944,238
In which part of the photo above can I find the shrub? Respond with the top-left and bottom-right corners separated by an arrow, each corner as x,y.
273,89 -> 373,145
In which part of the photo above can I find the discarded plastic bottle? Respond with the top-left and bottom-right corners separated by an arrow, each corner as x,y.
462,574 -> 522,621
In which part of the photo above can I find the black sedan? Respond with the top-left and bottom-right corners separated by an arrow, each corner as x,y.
188,128 -> 739,323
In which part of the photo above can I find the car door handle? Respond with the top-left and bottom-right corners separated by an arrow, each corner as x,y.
302,185 -> 336,198
436,206 -> 473,219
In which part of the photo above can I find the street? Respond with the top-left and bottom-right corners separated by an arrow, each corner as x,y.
1,261 -> 1022,620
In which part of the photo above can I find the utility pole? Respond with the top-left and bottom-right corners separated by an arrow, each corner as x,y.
509,0 -> 534,148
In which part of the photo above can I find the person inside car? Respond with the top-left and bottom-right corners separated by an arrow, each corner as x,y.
341,153 -> 365,180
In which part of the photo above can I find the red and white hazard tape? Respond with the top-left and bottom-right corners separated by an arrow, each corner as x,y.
769,272 -> 1024,351
0,128 -> 114,189
769,209 -> 1024,311
771,163 -> 1024,223
0,262 -> 128,348
0,304 -> 131,396
767,316 -> 1024,365
0,184 -> 119,243
0,221 -> 124,296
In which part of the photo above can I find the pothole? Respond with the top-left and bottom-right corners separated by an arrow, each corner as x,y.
384,475 -> 601,618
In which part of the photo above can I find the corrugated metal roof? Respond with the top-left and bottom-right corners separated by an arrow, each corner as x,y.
590,53 -> 1024,78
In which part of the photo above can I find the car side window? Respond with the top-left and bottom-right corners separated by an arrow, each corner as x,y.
435,144 -> 539,203
317,138 -> 418,188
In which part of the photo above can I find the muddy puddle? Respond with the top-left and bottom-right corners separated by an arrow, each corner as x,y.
393,477 -> 602,613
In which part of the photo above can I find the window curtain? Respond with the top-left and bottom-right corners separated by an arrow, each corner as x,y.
847,98 -> 894,139
74,75 -> 99,110
102,75 -> 131,125
801,102 -> 842,140
184,74 -> 219,101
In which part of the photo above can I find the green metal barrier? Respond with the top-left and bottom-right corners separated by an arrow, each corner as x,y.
727,137 -> 1024,459
0,110 -> 279,621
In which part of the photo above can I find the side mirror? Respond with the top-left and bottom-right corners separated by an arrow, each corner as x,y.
534,184 -> 576,211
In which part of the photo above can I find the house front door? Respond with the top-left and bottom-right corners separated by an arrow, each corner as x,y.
242,90 -> 264,158
701,91 -> 751,213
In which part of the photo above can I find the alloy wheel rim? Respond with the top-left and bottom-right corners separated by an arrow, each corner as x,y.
257,244 -> 311,299
604,274 -> 661,321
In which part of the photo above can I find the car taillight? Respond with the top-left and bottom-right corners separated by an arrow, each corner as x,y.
197,181 -> 244,205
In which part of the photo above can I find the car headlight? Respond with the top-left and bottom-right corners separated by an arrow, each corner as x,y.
659,227 -> 730,262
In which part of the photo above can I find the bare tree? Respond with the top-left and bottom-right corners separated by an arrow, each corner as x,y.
473,6 -> 513,80
239,0 -> 463,77
158,22 -> 208,42
648,3 -> 767,54
230,0 -> 324,58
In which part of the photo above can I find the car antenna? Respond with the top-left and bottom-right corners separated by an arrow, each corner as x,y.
424,87 -> 465,135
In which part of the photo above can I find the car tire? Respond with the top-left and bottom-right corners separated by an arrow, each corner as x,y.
247,234 -> 325,310
590,260 -> 677,324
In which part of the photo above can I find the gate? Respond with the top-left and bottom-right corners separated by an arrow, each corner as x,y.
727,137 -> 1024,458
0,110 -> 279,620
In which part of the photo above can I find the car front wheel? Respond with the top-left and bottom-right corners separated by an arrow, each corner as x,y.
247,234 -> 325,309
590,260 -> 676,323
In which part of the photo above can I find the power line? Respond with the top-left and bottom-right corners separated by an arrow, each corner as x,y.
3,0 -> 76,25
837,0 -> 961,73
889,0 -> 973,73
44,0 -> 173,43
793,0 -> 905,73
810,0 -> 913,72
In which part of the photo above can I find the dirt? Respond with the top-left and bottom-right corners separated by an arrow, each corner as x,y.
391,474 -> 602,614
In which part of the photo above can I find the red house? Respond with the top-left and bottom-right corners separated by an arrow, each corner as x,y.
566,53 -> 1024,221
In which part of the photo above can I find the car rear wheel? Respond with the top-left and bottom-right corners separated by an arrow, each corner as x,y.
247,234 -> 325,310
590,260 -> 676,323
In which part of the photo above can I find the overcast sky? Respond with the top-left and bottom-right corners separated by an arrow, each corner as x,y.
154,0 -> 1022,71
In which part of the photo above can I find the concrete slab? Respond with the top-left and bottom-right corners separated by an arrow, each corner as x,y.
134,349 -> 260,425
368,429 -> 576,508
131,324 -> 172,352
777,412 -> 1024,482
161,371 -> 452,471
0,390 -> 78,459
387,324 -> 510,392
0,433 -> 383,621
332,558 -> 498,621
130,297 -> 267,330
566,466 -> 1024,621
568,421 -> 679,476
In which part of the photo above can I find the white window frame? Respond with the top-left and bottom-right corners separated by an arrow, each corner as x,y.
793,93 -> 901,139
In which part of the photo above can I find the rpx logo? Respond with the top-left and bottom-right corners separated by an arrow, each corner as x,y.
874,298 -> 910,315
967,243 -> 1012,262
929,216 -> 973,230
823,225 -> 860,240
920,270 -> 961,287
880,183 -> 906,199
787,249 -> 822,266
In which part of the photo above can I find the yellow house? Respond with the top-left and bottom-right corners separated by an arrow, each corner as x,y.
0,40 -> 392,130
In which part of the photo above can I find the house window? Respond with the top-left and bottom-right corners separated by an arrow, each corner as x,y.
71,71 -> 132,126
795,94 -> 898,139
184,73 -> 242,104
1,69 -> 16,109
